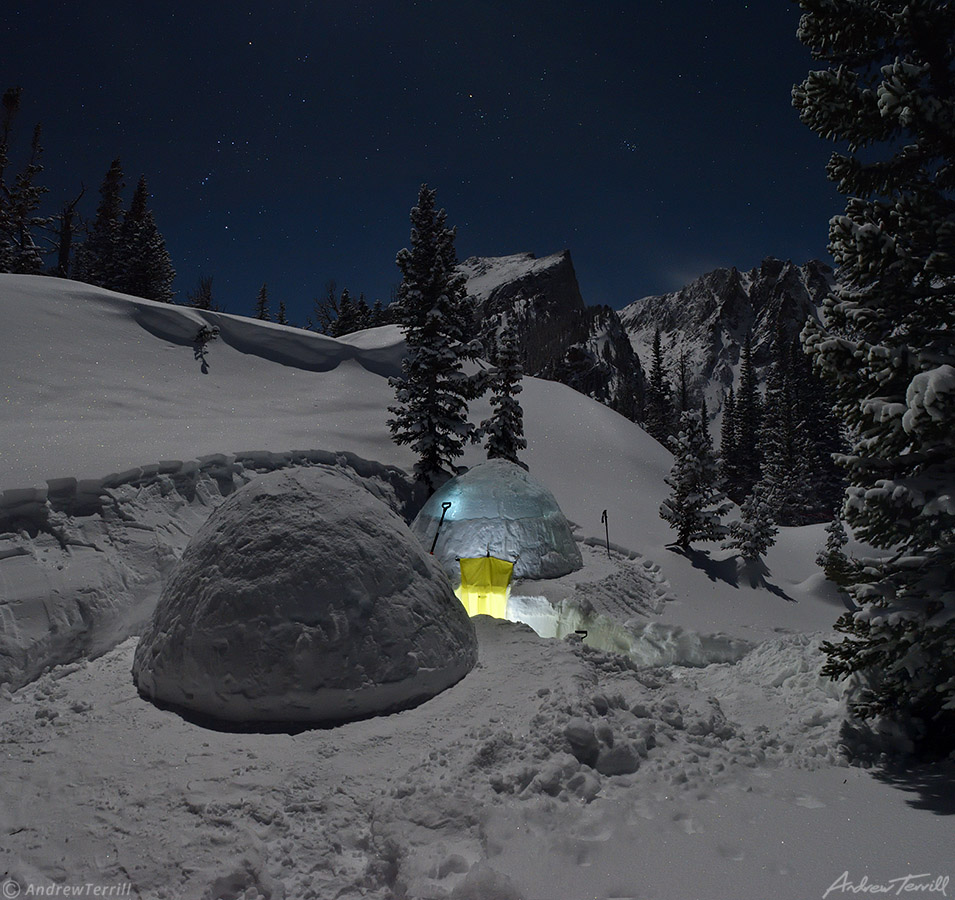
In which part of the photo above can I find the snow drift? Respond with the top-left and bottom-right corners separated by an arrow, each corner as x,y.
132,467 -> 477,725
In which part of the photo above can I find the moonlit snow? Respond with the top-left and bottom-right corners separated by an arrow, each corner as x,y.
132,467 -> 477,724
411,458 -> 583,581
1,276 -> 952,900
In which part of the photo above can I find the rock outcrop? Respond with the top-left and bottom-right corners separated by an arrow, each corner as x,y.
460,252 -> 644,421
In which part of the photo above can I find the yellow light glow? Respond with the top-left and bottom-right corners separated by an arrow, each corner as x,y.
455,556 -> 513,619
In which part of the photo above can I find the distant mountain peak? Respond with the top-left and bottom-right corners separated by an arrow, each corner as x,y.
620,257 -> 834,415
459,251 -> 644,421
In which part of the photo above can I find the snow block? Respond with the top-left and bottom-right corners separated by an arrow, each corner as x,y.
132,466 -> 478,726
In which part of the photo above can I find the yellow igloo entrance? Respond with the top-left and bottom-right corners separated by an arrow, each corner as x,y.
455,556 -> 514,619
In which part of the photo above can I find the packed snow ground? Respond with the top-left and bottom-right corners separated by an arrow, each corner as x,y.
0,276 -> 952,900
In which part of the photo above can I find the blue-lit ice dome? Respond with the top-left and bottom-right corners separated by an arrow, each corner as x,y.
411,459 -> 583,581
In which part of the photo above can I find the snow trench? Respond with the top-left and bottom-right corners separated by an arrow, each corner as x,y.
0,450 -> 421,691
2,450 -> 748,695
508,594 -> 752,669
506,543 -> 752,669
0,447 -> 422,531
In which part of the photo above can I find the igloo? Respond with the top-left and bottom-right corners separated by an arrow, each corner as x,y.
410,459 -> 583,587
132,467 -> 477,726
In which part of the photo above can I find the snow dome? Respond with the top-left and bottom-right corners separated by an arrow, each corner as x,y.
410,459 -> 583,582
132,467 -> 477,726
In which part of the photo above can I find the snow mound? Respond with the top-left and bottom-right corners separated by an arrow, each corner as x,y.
410,459 -> 583,581
132,467 -> 477,725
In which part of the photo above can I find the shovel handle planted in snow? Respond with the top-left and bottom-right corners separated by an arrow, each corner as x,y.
430,502 -> 453,554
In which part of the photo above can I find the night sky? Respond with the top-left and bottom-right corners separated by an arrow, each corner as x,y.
6,1 -> 840,322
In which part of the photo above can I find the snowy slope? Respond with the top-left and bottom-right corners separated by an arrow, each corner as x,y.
0,275 -> 409,489
1,275 -> 952,900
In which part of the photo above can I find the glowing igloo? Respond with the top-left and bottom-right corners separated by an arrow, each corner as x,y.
132,467 -> 477,726
410,459 -> 583,582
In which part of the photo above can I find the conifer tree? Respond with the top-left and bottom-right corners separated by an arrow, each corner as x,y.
52,187 -> 85,279
355,293 -> 372,330
254,283 -> 270,320
788,337 -> 845,517
700,396 -> 712,447
795,0 -> 955,745
0,90 -> 49,274
659,407 -> 730,549
719,385 -> 743,495
675,346 -> 692,415
187,274 -> 215,310
276,300 -> 288,326
759,328 -> 812,523
815,515 -> 857,591
644,328 -> 673,444
724,484 -> 778,563
0,88 -> 20,272
75,158 -> 125,290
481,320 -> 527,466
733,334 -> 763,500
331,288 -> 358,336
760,332 -> 844,524
120,176 -> 175,302
388,184 -> 480,489
307,281 -> 339,333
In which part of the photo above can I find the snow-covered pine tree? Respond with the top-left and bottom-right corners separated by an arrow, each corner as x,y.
644,327 -> 673,444
355,293 -> 372,330
659,406 -> 730,549
276,300 -> 289,326
331,288 -> 357,336
254,283 -> 270,320
675,346 -> 692,415
795,0 -> 955,746
6,125 -> 48,274
0,90 -> 49,275
120,176 -> 175,302
760,334 -> 845,524
719,385 -> 743,496
787,336 -> 846,518
481,319 -> 527,466
75,158 -> 126,290
700,396 -> 712,446
733,334 -> 763,501
388,184 -> 481,489
815,515 -> 857,591
759,327 -> 816,524
0,87 -> 18,272
724,484 -> 778,563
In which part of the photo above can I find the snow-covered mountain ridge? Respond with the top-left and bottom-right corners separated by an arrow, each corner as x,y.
620,257 -> 834,414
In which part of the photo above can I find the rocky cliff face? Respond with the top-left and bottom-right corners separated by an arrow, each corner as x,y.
459,251 -> 644,421
619,257 -> 834,414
